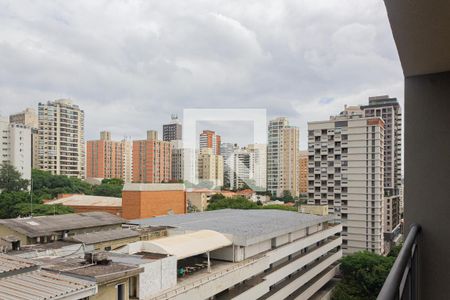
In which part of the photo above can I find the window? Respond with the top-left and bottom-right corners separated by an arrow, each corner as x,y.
116,284 -> 125,300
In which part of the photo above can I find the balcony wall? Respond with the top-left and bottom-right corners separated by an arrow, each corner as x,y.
404,71 -> 450,299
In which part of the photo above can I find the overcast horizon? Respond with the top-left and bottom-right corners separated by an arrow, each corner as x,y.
0,0 -> 403,149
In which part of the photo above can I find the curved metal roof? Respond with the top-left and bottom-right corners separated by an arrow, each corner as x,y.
138,230 -> 232,259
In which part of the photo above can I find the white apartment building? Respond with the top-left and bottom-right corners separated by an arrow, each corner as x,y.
0,117 -> 32,180
123,209 -> 342,300
220,143 -> 238,188
267,118 -> 300,197
38,99 -> 85,178
227,144 -> 267,191
307,107 -> 385,254
9,108 -> 39,169
247,143 -> 267,190
229,148 -> 253,190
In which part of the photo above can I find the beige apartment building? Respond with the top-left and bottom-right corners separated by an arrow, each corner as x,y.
37,99 -> 85,178
197,148 -> 224,188
9,108 -> 39,169
86,131 -> 133,183
267,117 -> 300,197
307,107 -> 385,254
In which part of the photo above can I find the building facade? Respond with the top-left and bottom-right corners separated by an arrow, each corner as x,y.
37,99 -> 85,178
197,148 -> 224,188
132,134 -> 172,183
9,108 -> 39,169
220,142 -> 238,189
267,117 -> 300,197
307,107 -> 385,254
0,117 -> 32,180
163,115 -> 182,142
86,131 -> 133,183
199,130 -> 221,155
299,150 -> 309,194
247,143 -> 267,190
362,96 -> 402,236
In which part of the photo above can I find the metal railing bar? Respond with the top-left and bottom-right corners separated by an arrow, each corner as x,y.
377,224 -> 421,300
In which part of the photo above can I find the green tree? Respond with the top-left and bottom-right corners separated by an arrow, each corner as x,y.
101,178 -> 124,185
16,203 -> 74,216
209,193 -> 226,202
261,204 -> 297,212
281,190 -> 294,202
0,191 -> 30,218
207,196 -> 259,210
93,183 -> 123,198
0,163 -> 29,192
332,251 -> 395,300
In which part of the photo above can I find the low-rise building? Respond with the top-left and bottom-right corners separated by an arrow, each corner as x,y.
0,212 -> 125,248
0,254 -> 98,299
123,209 -> 342,299
122,183 -> 186,219
42,253 -> 143,300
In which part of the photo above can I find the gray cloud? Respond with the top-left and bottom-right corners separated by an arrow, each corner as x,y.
0,0 -> 403,148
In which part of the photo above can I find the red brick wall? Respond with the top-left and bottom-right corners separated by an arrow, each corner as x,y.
122,190 -> 186,219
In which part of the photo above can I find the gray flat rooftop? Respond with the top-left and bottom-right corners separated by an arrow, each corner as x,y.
0,212 -> 125,238
129,209 -> 332,246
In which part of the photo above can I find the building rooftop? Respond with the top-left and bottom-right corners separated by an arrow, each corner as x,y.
45,195 -> 122,207
129,209 -> 332,246
0,254 -> 37,274
0,212 -> 125,238
0,269 -> 97,300
66,228 -> 139,245
0,254 -> 97,300
123,183 -> 185,191
43,256 -> 143,284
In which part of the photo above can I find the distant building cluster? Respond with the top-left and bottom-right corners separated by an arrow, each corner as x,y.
2,94 -> 403,258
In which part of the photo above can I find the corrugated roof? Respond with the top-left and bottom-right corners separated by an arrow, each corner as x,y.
0,254 -> 36,274
67,228 -> 139,244
128,230 -> 232,259
0,270 -> 97,300
45,195 -> 122,207
0,212 -> 125,238
129,209 -> 333,246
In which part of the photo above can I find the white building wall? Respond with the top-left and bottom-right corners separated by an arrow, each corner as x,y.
0,117 -> 32,180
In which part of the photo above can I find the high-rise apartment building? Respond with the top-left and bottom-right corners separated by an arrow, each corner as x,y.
307,107 -> 385,254
132,133 -> 172,183
247,143 -> 267,190
267,117 -> 300,197
220,142 -> 238,188
163,115 -> 182,142
197,148 -> 224,187
37,99 -> 85,178
199,130 -> 221,155
86,131 -> 133,182
0,117 -> 32,180
362,96 -> 402,236
227,144 -> 267,191
9,108 -> 39,169
170,140 -> 195,183
299,150 -> 309,194
229,148 -> 253,190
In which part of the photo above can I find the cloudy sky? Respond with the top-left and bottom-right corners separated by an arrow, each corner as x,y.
0,0 -> 403,149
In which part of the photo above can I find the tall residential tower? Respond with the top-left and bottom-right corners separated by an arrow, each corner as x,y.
37,99 -> 85,178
